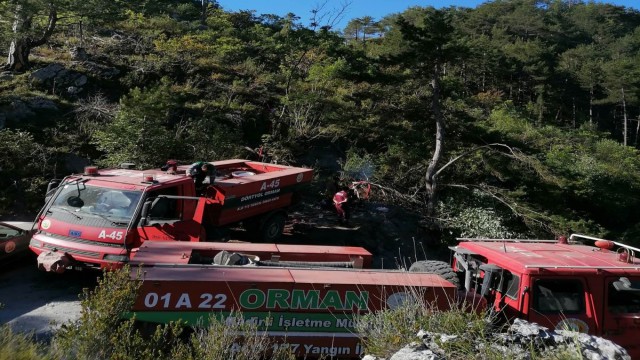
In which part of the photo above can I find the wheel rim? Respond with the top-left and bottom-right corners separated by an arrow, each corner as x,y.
265,216 -> 283,240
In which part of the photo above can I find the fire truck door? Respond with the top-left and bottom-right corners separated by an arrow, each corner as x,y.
527,277 -> 596,334
138,193 -> 203,242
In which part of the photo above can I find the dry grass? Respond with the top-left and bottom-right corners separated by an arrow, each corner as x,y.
355,292 -> 584,360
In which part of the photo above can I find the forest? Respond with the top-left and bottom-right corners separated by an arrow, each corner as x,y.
1,0 -> 640,244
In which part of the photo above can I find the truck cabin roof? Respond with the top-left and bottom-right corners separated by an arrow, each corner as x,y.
457,241 -> 640,275
64,168 -> 186,191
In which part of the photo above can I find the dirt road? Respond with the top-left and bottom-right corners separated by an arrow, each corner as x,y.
0,255 -> 97,340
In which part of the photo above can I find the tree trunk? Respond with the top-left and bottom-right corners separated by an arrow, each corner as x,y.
425,62 -> 444,218
6,38 -> 32,71
201,0 -> 207,25
622,87 -> 628,146
634,118 -> 639,147
572,97 -> 576,128
5,3 -> 57,71
589,85 -> 593,125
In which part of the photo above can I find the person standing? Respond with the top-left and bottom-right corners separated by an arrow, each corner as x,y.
188,161 -> 215,189
333,187 -> 351,225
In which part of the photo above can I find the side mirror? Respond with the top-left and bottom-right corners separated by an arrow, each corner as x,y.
479,264 -> 504,298
46,179 -> 61,194
45,179 -> 61,203
67,196 -> 84,208
140,200 -> 152,226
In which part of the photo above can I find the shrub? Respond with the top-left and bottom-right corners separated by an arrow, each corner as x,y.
355,294 -> 585,360
51,267 -> 186,360
0,325 -> 48,360
50,267 -> 293,360
356,299 -> 491,359
188,312 -> 295,360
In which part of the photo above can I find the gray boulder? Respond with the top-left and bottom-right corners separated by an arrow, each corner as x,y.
82,61 -> 120,79
27,97 -> 58,111
0,71 -> 14,81
390,342 -> 442,360
70,46 -> 88,61
29,63 -> 88,95
374,318 -> 630,360
0,96 -> 59,125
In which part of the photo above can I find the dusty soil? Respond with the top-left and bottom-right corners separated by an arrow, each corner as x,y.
0,254 -> 97,341
0,198 -> 443,339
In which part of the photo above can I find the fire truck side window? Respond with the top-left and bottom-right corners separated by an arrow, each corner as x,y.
147,188 -> 179,220
505,274 -> 520,299
533,279 -> 584,314
608,280 -> 640,314
0,225 -> 20,238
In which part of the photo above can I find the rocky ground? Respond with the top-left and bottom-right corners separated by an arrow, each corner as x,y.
365,319 -> 631,360
0,255 -> 95,341
282,198 -> 447,269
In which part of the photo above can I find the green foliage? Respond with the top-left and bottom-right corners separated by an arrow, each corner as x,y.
356,299 -> 585,360
0,129 -> 52,215
53,267 -> 139,357
52,267 -> 188,360
0,325 -> 48,360
188,312 -> 295,360
440,202 -> 520,239
356,300 -> 495,359
356,302 -> 430,357
3,0 -> 640,242
341,149 -> 376,180
2,266 -> 294,359
92,80 -> 182,168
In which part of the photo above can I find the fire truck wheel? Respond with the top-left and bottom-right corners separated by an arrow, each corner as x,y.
261,213 -> 286,243
409,260 -> 461,289
243,218 -> 261,236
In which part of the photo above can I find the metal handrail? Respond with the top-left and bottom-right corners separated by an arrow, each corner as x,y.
569,234 -> 640,253
524,265 -> 640,270
456,238 -> 561,243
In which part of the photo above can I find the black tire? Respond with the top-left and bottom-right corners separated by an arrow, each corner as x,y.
409,260 -> 461,289
260,212 -> 286,243
243,217 -> 261,234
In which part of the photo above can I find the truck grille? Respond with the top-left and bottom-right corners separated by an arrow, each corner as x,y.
44,233 -> 125,248
41,243 -> 101,258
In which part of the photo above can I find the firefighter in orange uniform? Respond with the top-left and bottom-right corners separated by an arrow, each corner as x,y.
333,187 -> 351,225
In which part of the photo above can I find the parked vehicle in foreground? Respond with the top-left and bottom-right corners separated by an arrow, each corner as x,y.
128,241 -> 456,359
444,234 -> 640,359
127,234 -> 640,358
0,221 -> 35,263
29,159 -> 313,273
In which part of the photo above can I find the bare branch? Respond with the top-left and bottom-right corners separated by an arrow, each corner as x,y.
31,3 -> 57,48
73,93 -> 117,136
434,142 -> 561,185
327,1 -> 352,30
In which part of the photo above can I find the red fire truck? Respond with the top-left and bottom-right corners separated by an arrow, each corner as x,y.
448,234 -> 640,358
29,159 -> 313,272
128,241 -> 456,359
126,234 -> 640,358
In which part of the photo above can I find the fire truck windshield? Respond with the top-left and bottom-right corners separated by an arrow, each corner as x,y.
49,183 -> 142,227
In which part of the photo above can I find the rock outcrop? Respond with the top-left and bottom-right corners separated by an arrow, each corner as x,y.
365,319 -> 630,360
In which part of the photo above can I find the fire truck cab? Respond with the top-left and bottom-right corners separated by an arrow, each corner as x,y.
29,160 -> 313,272
450,234 -> 640,358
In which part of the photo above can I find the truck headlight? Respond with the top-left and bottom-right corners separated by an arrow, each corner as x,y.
104,254 -> 129,262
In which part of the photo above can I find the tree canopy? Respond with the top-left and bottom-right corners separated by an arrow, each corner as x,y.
2,0 -> 640,243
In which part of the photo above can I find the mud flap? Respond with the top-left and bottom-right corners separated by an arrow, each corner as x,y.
37,251 -> 71,273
